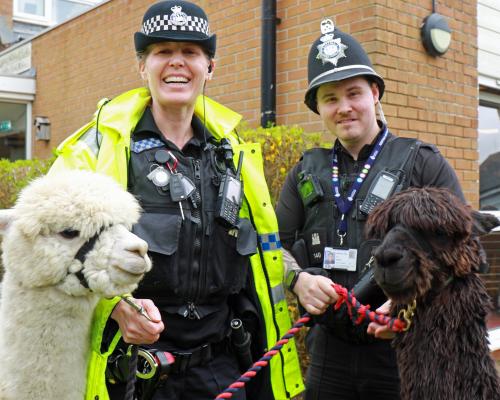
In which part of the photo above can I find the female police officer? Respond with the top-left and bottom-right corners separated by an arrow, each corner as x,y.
50,1 -> 303,399
277,19 -> 464,400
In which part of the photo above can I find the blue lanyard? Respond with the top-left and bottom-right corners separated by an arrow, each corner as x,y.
331,127 -> 389,245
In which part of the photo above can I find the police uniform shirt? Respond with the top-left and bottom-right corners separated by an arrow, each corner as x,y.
276,127 -> 465,251
128,107 -> 233,349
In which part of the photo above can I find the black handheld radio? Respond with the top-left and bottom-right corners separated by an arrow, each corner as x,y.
359,141 -> 421,215
215,151 -> 244,227
359,170 -> 400,215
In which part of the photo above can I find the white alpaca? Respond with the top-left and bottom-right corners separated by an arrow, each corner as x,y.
0,170 -> 152,400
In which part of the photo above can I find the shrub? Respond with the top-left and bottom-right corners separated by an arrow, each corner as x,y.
0,157 -> 54,281
238,124 -> 327,206
0,157 -> 54,209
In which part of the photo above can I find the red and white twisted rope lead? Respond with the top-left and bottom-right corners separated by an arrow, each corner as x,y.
215,283 -> 407,399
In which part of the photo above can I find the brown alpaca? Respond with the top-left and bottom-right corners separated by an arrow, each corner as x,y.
365,187 -> 500,400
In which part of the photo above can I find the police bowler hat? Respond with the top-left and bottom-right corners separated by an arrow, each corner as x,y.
134,0 -> 216,57
305,19 -> 385,114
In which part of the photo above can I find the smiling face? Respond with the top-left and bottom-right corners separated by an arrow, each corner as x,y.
316,76 -> 380,156
139,41 -> 213,110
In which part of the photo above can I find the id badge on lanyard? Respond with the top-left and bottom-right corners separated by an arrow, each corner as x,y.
331,128 -> 389,245
323,246 -> 357,271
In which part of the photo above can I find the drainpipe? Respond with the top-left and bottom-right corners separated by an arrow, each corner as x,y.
261,0 -> 277,127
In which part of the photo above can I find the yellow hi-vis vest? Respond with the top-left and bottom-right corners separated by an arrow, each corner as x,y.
51,87 -> 305,400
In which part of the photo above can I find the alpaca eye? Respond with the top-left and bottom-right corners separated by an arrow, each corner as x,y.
59,229 -> 80,239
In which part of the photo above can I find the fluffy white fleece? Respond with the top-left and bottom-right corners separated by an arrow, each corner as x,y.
0,170 -> 151,399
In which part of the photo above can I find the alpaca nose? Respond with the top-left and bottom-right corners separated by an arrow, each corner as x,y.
115,225 -> 149,257
373,246 -> 403,267
125,237 -> 148,258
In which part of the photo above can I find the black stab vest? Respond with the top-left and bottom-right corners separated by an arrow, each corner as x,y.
299,135 -> 421,290
127,141 -> 256,317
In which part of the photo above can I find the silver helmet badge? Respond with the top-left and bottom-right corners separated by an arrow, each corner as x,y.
316,19 -> 348,66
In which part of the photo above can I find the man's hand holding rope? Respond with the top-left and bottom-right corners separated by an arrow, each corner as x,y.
292,273 -> 339,314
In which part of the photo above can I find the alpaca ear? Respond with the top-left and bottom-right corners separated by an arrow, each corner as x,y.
0,209 -> 15,235
471,210 -> 500,236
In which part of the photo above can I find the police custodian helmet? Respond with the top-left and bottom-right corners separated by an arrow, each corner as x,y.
305,19 -> 385,114
134,0 -> 216,57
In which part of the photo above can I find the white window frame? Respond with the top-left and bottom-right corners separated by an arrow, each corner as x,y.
13,0 -> 53,26
0,75 -> 36,160
13,0 -> 101,26
0,100 -> 33,160
61,0 -> 101,5
479,90 -> 500,210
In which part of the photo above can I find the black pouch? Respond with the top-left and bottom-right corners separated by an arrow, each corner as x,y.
132,213 -> 182,292
228,290 -> 260,354
291,238 -> 308,268
303,228 -> 327,266
210,217 -> 257,294
230,318 -> 253,372
106,342 -> 174,400
351,266 -> 387,309
353,239 -> 386,309
106,341 -> 129,385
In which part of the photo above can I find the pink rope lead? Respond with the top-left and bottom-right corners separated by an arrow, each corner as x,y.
215,284 -> 407,399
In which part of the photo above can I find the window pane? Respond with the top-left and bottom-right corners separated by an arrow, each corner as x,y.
54,0 -> 90,24
17,0 -> 45,16
479,104 -> 500,210
0,102 -> 27,161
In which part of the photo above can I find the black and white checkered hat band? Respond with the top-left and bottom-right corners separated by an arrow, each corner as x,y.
142,15 -> 210,36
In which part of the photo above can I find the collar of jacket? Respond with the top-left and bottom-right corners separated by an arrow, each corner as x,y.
95,87 -> 242,141
56,87 -> 242,154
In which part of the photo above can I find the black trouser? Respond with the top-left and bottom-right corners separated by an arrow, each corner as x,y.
305,325 -> 400,400
152,350 -> 245,400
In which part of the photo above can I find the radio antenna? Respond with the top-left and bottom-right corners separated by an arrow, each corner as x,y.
235,151 -> 244,179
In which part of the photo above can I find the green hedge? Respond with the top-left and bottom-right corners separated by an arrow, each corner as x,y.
239,124 -> 327,205
0,157 -> 55,209
0,157 -> 54,280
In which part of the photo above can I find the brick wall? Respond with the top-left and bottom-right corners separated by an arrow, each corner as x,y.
30,0 -> 478,203
0,0 -> 13,27
32,0 -> 146,160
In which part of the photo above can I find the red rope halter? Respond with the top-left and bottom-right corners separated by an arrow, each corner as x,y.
215,283 -> 407,399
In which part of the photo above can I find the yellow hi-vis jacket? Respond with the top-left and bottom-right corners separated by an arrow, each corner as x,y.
50,87 -> 305,400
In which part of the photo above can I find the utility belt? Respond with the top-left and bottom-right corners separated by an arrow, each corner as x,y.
107,338 -> 230,382
167,318 -> 252,373
168,338 -> 231,374
106,319 -> 252,399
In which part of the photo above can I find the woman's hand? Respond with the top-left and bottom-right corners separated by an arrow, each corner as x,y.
111,298 -> 164,344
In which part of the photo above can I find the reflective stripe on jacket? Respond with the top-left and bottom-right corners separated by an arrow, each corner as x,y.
50,87 -> 304,400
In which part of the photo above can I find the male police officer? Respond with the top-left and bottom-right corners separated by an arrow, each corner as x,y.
277,19 -> 464,400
